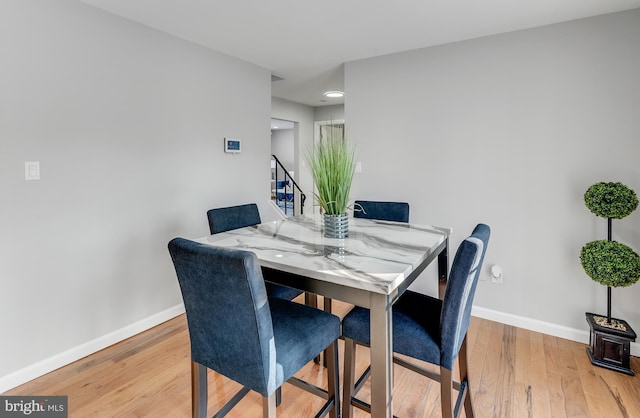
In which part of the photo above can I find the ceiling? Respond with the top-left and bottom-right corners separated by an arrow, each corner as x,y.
76,0 -> 640,107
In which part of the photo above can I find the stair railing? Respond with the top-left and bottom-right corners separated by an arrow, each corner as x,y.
271,154 -> 306,216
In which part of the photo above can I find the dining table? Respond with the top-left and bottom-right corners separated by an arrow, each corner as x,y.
194,214 -> 451,418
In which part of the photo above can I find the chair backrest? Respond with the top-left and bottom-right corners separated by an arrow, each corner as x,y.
207,203 -> 261,235
440,223 -> 490,369
353,200 -> 410,223
168,238 -> 277,397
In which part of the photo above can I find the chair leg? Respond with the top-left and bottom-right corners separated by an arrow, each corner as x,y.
306,292 -> 322,365
276,387 -> 282,407
324,297 -> 333,313
458,337 -> 475,418
325,340 -> 340,418
342,338 -> 357,418
191,361 -> 208,418
441,367 -> 454,418
263,392 -> 276,418
322,297 -> 333,367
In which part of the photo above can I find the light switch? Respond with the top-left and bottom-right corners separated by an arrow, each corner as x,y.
25,161 -> 40,180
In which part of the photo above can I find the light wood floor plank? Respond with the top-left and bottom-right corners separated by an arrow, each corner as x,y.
4,303 -> 640,418
513,327 -> 534,418
556,337 -> 591,417
475,320 -> 506,417
526,327 -> 553,418
575,344 -> 624,418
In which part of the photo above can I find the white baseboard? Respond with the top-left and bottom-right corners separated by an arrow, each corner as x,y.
472,306 -> 640,357
3,304 -> 636,393
0,304 -> 185,394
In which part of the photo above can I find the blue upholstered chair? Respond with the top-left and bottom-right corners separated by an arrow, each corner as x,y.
353,200 -> 410,223
206,203 -> 302,301
341,223 -> 490,418
206,203 -> 261,235
168,238 -> 341,418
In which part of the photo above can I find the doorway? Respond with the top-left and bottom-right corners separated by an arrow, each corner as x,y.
271,118 -> 300,216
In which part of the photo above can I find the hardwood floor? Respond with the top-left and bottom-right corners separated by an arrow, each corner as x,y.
4,299 -> 640,417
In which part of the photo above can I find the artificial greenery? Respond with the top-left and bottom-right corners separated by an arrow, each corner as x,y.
580,181 -> 639,326
306,135 -> 356,215
580,240 -> 640,288
584,182 -> 638,219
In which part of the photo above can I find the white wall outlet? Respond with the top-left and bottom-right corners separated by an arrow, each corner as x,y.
490,265 -> 504,284
25,161 -> 40,180
355,161 -> 362,173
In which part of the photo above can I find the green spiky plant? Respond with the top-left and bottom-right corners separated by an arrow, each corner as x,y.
306,134 -> 356,215
580,182 -> 640,324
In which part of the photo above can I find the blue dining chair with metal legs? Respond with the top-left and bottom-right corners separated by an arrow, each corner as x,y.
207,203 -> 302,301
341,223 -> 490,418
168,238 -> 341,418
353,200 -> 410,223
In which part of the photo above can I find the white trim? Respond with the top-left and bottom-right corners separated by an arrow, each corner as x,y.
4,304 -> 636,393
0,304 -> 185,393
313,119 -> 345,144
472,305 -> 640,357
267,199 -> 288,220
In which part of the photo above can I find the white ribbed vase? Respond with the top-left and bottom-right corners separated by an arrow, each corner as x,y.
323,213 -> 349,239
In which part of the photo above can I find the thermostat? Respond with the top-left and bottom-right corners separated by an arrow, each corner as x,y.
224,138 -> 241,153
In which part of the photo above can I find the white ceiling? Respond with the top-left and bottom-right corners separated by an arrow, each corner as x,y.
77,0 -> 640,107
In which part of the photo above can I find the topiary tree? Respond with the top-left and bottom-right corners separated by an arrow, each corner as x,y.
584,182 -> 639,219
580,182 -> 640,324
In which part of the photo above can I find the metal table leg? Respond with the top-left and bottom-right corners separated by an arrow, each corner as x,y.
369,293 -> 393,418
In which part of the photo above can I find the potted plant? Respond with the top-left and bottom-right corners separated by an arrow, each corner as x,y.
306,131 -> 356,238
580,181 -> 640,374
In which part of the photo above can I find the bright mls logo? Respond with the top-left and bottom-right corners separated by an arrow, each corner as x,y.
0,397 -> 67,418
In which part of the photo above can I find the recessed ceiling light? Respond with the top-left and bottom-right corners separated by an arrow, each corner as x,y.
324,91 -> 344,98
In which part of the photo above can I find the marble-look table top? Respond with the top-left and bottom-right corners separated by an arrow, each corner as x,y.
194,215 -> 450,295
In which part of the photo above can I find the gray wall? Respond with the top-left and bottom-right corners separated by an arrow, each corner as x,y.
314,105 -> 345,123
346,10 -> 640,340
0,0 -> 271,385
271,129 -> 295,170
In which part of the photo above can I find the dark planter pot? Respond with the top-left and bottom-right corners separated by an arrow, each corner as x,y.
585,312 -> 636,375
